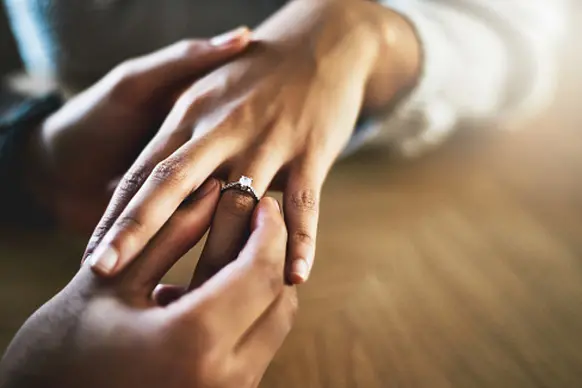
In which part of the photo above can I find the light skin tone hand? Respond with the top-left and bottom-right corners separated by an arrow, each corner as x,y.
23,28 -> 251,232
0,187 -> 296,388
86,0 -> 420,283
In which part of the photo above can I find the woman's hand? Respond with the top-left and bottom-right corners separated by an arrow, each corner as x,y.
24,28 -> 251,231
0,186 -> 296,388
86,0 -> 420,282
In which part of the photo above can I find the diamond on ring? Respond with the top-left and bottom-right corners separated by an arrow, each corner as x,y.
221,175 -> 260,202
239,176 -> 253,187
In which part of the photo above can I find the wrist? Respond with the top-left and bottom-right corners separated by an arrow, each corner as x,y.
355,1 -> 422,113
285,0 -> 421,112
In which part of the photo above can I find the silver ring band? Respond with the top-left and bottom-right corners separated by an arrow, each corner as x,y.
221,175 -> 260,202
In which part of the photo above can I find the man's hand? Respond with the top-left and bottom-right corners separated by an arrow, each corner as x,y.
0,186 -> 296,388
23,28 -> 251,232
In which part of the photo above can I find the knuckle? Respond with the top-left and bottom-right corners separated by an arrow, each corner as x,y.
85,237 -> 100,256
115,214 -> 144,233
109,61 -> 140,95
191,99 -> 255,141
292,228 -> 314,247
87,222 -> 112,251
117,167 -> 150,199
174,90 -> 215,126
224,101 -> 254,127
111,61 -> 135,80
172,93 -> 199,123
151,155 -> 189,187
85,167 -> 151,255
221,192 -> 256,218
173,39 -> 202,58
92,215 -> 116,241
289,188 -> 318,213
177,81 -> 216,111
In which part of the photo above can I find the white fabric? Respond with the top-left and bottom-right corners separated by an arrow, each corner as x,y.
363,0 -> 569,156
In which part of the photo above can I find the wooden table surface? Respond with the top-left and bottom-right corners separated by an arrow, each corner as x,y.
2,14 -> 582,388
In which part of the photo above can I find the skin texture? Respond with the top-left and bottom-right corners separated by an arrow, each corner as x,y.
0,193 -> 297,388
22,28 -> 251,232
0,2 -> 419,385
86,0 -> 421,284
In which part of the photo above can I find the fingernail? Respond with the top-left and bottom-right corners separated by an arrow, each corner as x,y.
90,245 -> 119,274
193,178 -> 219,200
210,26 -> 248,47
291,258 -> 310,284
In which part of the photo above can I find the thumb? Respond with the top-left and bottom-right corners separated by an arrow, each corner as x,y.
107,26 -> 251,100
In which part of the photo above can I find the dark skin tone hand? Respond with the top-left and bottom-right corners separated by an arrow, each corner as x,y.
22,28 -> 251,232
0,191 -> 296,388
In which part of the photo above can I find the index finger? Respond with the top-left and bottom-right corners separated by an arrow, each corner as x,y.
88,136 -> 232,275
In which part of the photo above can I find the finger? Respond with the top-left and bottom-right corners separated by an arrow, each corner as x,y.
153,284 -> 188,307
82,27 -> 249,265
189,154 -> 283,289
119,178 -> 221,293
89,135 -> 235,276
284,161 -> 324,284
235,287 -> 298,375
108,27 -> 251,105
82,128 -> 190,264
174,198 -> 288,345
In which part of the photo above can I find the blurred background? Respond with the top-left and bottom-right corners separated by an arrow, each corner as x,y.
0,3 -> 20,108
0,5 -> 19,75
1,2 -> 582,388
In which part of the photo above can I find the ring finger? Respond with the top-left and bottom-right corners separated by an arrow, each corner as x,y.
189,153 -> 284,289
